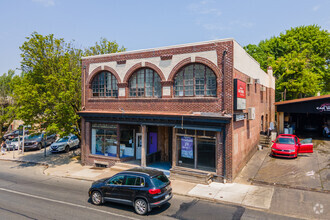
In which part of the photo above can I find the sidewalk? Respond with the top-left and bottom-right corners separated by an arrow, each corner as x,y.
1,148 -> 329,219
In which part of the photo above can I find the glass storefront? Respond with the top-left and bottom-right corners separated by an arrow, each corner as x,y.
177,129 -> 216,172
120,128 -> 135,158
91,123 -> 117,157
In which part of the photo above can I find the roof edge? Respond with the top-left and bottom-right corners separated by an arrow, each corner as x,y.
275,94 -> 330,105
82,38 -> 235,60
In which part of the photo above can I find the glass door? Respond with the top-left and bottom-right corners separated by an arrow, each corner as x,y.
136,133 -> 142,159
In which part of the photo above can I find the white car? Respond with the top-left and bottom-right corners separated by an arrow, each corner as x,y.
50,135 -> 80,153
6,137 -> 26,151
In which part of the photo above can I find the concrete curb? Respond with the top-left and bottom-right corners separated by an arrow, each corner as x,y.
0,158 -> 49,167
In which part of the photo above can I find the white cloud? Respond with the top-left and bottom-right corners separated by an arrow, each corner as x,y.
313,5 -> 320,11
188,0 -> 222,17
32,0 -> 55,7
229,20 -> 255,29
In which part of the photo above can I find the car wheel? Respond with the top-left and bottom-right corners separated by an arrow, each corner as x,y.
134,198 -> 148,215
65,145 -> 70,153
91,191 -> 103,205
37,143 -> 42,150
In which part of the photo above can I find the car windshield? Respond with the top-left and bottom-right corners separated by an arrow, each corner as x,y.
56,137 -> 69,143
27,133 -> 42,140
276,137 -> 295,145
151,174 -> 169,188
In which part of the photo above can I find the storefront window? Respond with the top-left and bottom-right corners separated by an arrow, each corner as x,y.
178,136 -> 195,169
91,123 -> 117,157
120,129 -> 134,158
177,129 -> 216,172
197,138 -> 216,171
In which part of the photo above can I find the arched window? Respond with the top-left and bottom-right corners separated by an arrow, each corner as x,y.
92,71 -> 118,97
174,63 -> 217,97
129,68 -> 161,97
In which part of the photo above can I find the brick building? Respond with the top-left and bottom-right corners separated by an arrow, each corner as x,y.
79,39 -> 275,182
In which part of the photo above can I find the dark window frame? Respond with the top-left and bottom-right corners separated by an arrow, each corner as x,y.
129,68 -> 162,98
174,63 -> 217,97
92,71 -> 118,97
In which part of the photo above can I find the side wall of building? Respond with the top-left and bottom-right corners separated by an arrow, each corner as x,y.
231,41 -> 275,179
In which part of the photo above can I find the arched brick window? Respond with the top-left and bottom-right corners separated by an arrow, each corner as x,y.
129,68 -> 161,97
92,71 -> 118,97
174,63 -> 217,97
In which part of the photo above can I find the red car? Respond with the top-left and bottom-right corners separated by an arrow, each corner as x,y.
271,134 -> 313,158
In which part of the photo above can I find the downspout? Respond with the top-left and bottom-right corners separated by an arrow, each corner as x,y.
222,127 -> 226,183
221,50 -> 227,111
221,50 -> 227,183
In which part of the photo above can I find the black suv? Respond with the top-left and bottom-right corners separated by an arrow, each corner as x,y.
88,167 -> 172,215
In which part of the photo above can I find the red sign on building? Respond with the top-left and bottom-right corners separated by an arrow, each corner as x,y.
236,79 -> 246,99
234,79 -> 246,110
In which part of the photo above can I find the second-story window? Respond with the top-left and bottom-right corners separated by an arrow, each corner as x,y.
174,63 -> 217,97
129,68 -> 161,97
92,71 -> 118,97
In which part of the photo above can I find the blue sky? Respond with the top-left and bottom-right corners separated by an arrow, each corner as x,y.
0,0 -> 329,75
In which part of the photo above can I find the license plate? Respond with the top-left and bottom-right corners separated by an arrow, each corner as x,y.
165,194 -> 169,199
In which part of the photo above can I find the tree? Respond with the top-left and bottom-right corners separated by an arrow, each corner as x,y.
13,32 -> 125,138
0,70 -> 17,136
84,37 -> 126,56
244,25 -> 330,101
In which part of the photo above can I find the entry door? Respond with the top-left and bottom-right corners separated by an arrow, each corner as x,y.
149,132 -> 157,154
136,133 -> 142,159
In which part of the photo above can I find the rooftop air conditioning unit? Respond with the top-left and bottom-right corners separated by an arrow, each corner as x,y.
247,77 -> 253,84
248,107 -> 255,120
255,79 -> 260,84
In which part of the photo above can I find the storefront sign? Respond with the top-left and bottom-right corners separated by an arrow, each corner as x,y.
181,136 -> 193,159
234,79 -> 246,110
316,103 -> 330,112
234,113 -> 246,121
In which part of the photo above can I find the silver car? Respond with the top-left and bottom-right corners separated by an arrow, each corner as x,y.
6,137 -> 25,151
50,135 -> 80,153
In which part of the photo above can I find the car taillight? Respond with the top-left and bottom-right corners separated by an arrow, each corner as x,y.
149,189 -> 161,194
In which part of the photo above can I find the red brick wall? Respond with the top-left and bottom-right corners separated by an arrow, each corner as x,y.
80,40 -> 275,182
231,69 -> 275,179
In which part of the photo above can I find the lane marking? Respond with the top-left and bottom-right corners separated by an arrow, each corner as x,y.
0,187 -> 139,220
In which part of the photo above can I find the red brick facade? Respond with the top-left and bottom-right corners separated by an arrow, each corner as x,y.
79,39 -> 275,182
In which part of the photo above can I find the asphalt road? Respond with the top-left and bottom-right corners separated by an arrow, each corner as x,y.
0,160 -> 298,220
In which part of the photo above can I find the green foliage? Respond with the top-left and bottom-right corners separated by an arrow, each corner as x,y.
0,70 -> 17,135
84,37 -> 126,56
13,32 -> 125,138
244,25 -> 330,101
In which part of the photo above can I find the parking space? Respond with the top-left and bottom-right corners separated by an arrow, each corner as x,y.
253,138 -> 330,192
0,146 -> 81,168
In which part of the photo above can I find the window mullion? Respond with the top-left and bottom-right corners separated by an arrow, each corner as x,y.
204,66 -> 207,96
193,64 -> 195,96
152,71 -> 155,97
144,69 -> 146,97
183,68 -> 185,96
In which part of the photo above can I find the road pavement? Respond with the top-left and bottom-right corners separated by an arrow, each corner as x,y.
0,160 -> 299,220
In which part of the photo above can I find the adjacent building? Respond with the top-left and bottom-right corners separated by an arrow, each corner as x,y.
78,39 -> 275,182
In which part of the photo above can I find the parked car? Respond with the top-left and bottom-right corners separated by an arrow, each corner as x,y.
3,129 -> 29,141
88,167 -> 172,215
5,136 -> 26,151
271,134 -> 313,158
24,133 -> 56,151
50,134 -> 79,153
